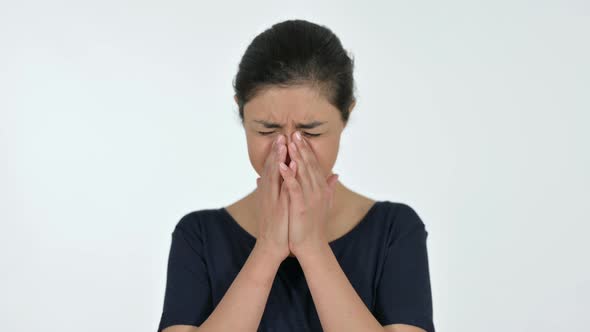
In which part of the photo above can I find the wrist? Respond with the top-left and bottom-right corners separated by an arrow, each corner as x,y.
293,241 -> 330,261
253,242 -> 286,266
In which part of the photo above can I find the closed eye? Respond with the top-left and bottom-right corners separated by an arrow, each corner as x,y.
257,131 -> 321,137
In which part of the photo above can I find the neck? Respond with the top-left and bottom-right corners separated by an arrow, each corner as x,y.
329,180 -> 350,219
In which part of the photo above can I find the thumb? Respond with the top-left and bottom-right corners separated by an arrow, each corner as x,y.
280,180 -> 289,209
326,174 -> 339,209
327,173 -> 339,192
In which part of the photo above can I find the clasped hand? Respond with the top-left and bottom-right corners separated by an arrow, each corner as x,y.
255,131 -> 339,260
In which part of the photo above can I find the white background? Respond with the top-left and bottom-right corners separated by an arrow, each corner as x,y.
1,1 -> 588,331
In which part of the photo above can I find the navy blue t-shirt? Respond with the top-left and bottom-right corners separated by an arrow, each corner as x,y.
157,200 -> 435,332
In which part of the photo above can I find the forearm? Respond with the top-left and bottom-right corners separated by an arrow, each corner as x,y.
298,243 -> 384,332
197,243 -> 281,332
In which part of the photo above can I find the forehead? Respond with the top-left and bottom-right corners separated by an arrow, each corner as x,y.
244,85 -> 338,122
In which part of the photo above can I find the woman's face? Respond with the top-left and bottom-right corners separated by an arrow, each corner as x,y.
237,85 -> 352,181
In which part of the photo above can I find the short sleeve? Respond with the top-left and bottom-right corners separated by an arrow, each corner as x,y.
157,214 -> 213,332
374,203 -> 435,332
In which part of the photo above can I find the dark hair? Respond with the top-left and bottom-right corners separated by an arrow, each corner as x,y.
232,19 -> 356,125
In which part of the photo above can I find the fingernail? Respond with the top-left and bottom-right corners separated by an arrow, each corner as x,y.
295,131 -> 302,141
279,162 -> 287,171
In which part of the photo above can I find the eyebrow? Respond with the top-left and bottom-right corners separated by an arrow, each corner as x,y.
253,120 -> 327,129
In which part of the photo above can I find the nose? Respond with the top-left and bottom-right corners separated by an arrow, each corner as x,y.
282,132 -> 295,165
285,130 -> 300,144
278,132 -> 292,147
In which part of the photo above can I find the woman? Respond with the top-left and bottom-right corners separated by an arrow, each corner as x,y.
158,19 -> 435,332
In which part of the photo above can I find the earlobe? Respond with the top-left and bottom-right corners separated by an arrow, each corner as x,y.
349,100 -> 356,113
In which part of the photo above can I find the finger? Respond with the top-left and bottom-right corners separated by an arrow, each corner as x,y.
279,159 -> 295,181
289,159 -> 297,176
270,135 -> 286,201
287,139 -> 313,196
326,173 -> 339,209
261,137 -> 277,182
279,168 -> 290,211
261,136 -> 281,201
279,159 -> 304,213
292,132 -> 322,191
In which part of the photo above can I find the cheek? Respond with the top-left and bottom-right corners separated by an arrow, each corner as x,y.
308,139 -> 339,176
247,136 -> 274,175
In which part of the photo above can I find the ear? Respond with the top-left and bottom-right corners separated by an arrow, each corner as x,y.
342,100 -> 356,129
234,94 -> 239,106
349,99 -> 356,113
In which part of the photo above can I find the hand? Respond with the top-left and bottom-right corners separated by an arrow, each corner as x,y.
278,131 -> 339,258
254,134 -> 291,263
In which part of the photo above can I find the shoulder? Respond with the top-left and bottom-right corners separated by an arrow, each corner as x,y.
378,201 -> 424,224
172,207 -> 221,239
351,193 -> 424,230
379,201 -> 428,243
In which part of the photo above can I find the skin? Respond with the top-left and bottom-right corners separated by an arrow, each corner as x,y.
242,85 -> 343,185
162,84 -> 426,332
240,84 -> 365,252
242,85 -> 425,332
276,128 -> 340,257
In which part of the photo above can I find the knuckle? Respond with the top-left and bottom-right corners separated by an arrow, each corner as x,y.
313,192 -> 322,201
286,178 -> 296,188
296,208 -> 306,217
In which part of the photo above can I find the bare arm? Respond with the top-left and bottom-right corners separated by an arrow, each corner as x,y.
162,243 -> 282,332
297,243 -> 426,332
